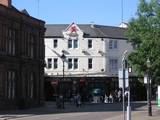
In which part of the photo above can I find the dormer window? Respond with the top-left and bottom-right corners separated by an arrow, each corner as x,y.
73,39 -> 78,48
68,38 -> 78,49
68,39 -> 72,48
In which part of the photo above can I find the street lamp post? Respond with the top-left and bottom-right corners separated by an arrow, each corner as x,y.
60,53 -> 66,95
122,50 -> 128,120
147,58 -> 152,116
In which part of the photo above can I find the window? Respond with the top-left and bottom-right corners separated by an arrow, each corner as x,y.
74,39 -> 78,48
88,39 -> 92,48
30,73 -> 34,98
68,39 -> 72,48
88,58 -> 92,69
54,58 -> 58,69
30,35 -> 34,58
109,40 -> 118,49
68,58 -> 72,69
53,39 -> 58,48
68,38 -> 78,48
8,29 -> 16,55
47,58 -> 52,69
74,58 -> 78,69
7,71 -> 16,100
109,59 -> 118,71
0,24 -> 7,53
0,71 -> 4,97
68,58 -> 78,69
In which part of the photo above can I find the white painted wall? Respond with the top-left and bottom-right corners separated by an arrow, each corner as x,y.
106,38 -> 133,76
45,37 -> 106,77
45,24 -> 134,77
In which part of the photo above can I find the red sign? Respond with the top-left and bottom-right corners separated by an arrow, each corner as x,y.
70,26 -> 77,33
51,80 -> 58,85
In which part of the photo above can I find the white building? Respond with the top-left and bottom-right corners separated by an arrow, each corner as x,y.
44,23 -> 134,99
45,23 -> 133,77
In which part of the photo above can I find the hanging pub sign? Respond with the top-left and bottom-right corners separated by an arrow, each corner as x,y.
51,80 -> 58,85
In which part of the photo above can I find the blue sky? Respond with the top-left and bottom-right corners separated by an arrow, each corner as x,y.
12,0 -> 139,26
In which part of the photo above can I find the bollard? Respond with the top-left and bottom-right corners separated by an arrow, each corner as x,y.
127,106 -> 131,120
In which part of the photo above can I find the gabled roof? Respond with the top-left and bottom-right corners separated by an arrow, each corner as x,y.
45,24 -> 127,39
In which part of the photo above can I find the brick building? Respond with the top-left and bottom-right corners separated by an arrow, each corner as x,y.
0,0 -> 45,109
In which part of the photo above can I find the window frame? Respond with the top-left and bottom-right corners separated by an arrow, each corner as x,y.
109,40 -> 118,49
68,39 -> 72,48
73,58 -> 78,69
88,39 -> 92,48
73,39 -> 78,48
53,58 -> 58,69
88,58 -> 93,69
53,39 -> 58,48
109,59 -> 118,72
68,58 -> 72,69
47,58 -> 52,69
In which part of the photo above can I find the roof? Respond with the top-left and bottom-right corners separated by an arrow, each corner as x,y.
45,24 -> 127,39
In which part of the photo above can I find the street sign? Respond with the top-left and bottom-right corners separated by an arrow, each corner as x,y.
158,86 -> 160,107
118,69 -> 129,88
144,75 -> 147,84
118,69 -> 123,88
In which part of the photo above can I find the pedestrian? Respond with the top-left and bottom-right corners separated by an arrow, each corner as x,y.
56,96 -> 61,109
57,94 -> 64,109
118,89 -> 122,102
109,93 -> 113,103
75,93 -> 81,107
104,94 -> 109,103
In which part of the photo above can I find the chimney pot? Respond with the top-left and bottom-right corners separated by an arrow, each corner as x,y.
0,0 -> 12,7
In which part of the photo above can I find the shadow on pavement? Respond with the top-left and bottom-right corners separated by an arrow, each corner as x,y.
0,101 -> 148,116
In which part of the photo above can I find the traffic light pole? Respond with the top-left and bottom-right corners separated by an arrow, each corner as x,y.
122,59 -> 126,120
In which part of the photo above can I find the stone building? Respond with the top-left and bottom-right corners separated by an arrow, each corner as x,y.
0,0 -> 45,109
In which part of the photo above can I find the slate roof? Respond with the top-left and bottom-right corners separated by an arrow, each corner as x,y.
45,24 -> 127,39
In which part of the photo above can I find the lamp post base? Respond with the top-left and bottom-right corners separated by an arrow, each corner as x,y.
148,105 -> 152,116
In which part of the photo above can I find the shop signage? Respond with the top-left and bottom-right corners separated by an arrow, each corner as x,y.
51,80 -> 58,85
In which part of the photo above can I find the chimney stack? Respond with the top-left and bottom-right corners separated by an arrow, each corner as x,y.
0,0 -> 11,7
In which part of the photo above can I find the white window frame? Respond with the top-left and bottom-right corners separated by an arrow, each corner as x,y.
109,59 -> 118,72
68,38 -> 78,49
88,58 -> 93,69
68,39 -> 72,48
88,39 -> 92,48
73,39 -> 78,48
47,58 -> 52,69
68,58 -> 72,69
73,58 -> 78,69
109,40 -> 118,49
54,58 -> 58,69
68,58 -> 78,69
53,39 -> 58,48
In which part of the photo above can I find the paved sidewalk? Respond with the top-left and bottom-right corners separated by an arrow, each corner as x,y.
108,102 -> 160,120
0,101 -> 159,120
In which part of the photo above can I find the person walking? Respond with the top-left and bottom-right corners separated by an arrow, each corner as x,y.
75,93 -> 81,107
104,94 -> 109,103
109,93 -> 113,103
118,89 -> 122,102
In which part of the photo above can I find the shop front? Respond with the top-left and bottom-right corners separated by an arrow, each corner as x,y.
44,76 -> 117,102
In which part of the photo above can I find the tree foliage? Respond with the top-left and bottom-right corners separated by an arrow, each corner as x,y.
126,0 -> 160,84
